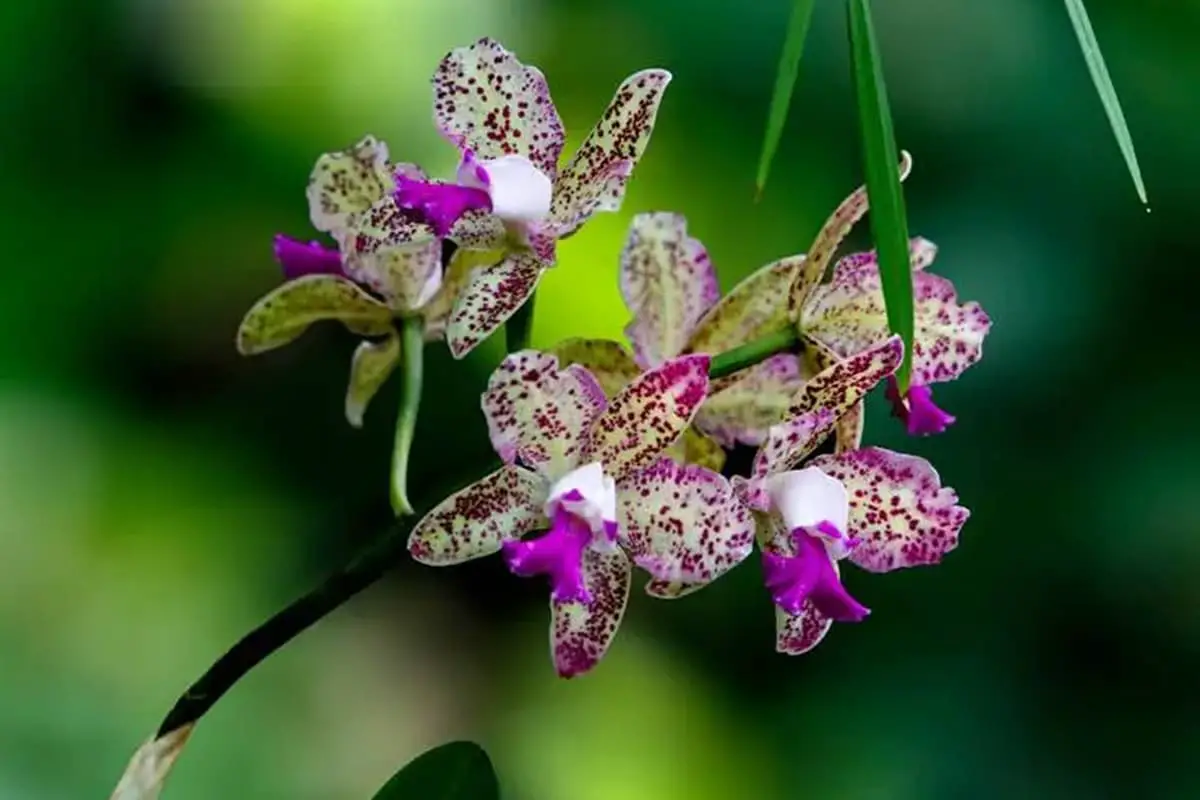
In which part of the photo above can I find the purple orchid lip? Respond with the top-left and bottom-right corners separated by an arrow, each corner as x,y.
762,522 -> 870,622
273,235 -> 346,280
886,377 -> 956,436
502,502 -> 594,604
393,177 -> 492,237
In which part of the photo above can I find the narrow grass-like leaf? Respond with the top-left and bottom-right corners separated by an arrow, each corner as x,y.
1064,0 -> 1148,205
846,0 -> 915,391
372,741 -> 499,800
754,0 -> 818,199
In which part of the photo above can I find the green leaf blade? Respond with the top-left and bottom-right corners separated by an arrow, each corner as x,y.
846,0 -> 915,391
372,741 -> 499,800
1063,0 -> 1148,205
755,0 -> 818,199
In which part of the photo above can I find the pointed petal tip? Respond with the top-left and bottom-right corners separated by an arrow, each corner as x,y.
109,724 -> 194,800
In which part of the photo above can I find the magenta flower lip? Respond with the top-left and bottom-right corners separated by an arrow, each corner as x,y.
886,377 -> 956,437
503,504 -> 593,604
762,522 -> 870,623
393,177 -> 492,238
273,235 -> 346,280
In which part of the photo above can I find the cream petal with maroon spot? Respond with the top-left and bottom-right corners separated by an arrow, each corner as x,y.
549,69 -> 673,239
550,548 -> 631,678
617,457 -> 754,597
432,38 -> 565,177
619,212 -> 719,370
580,354 -> 710,480
446,253 -> 545,358
305,136 -> 395,236
808,447 -> 969,573
695,354 -> 803,448
750,408 -> 836,480
407,466 -> 548,566
481,350 -> 607,481
685,256 -> 804,357
801,241 -> 991,388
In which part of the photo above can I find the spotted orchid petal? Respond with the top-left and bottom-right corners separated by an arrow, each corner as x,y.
785,335 -> 903,419
620,213 -> 720,369
686,256 -> 805,357
235,275 -> 393,356
342,237 -> 444,313
834,402 -> 865,453
433,38 -> 565,178
446,253 -> 545,358
344,333 -> 401,428
550,338 -> 642,398
802,243 -> 991,387
551,548 -> 631,677
746,336 -> 902,475
787,151 -> 913,316
552,339 -> 727,472
306,136 -> 395,236
775,601 -> 835,655
694,354 -> 804,447
581,354 -> 710,480
803,339 -> 867,453
448,209 -> 508,252
408,466 -> 548,565
617,458 -> 754,598
342,198 -> 438,260
809,447 -> 968,573
831,236 -> 939,283
750,409 -> 836,483
482,351 -> 608,481
549,69 -> 672,238
420,247 -> 506,341
759,515 -> 837,655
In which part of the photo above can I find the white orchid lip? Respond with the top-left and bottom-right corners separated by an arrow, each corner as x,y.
470,154 -> 553,223
765,467 -> 852,558
545,462 -> 619,547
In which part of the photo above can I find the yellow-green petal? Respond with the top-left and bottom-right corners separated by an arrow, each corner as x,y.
695,354 -> 804,448
235,275 -> 393,356
788,151 -> 912,316
686,257 -> 805,355
422,247 -> 507,342
667,426 -> 727,472
550,338 -> 642,398
306,135 -> 394,235
343,237 -> 443,314
620,212 -> 719,368
345,332 -> 401,428
804,338 -> 866,452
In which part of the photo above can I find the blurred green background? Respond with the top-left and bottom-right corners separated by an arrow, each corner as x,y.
2,0 -> 1197,797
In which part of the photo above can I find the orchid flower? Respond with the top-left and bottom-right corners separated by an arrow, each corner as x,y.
554,212 -> 813,470
732,335 -> 969,654
408,351 -> 754,676
786,154 -> 992,443
237,137 -> 485,427
398,38 -> 671,358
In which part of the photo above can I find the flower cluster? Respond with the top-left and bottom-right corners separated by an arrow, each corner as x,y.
235,38 -> 992,676
236,37 -> 671,424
